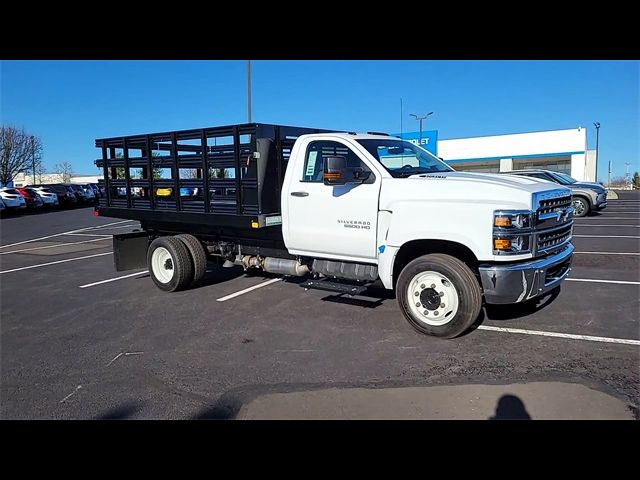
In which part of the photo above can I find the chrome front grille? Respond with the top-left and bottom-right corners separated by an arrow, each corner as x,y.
537,195 -> 572,216
536,223 -> 573,254
533,189 -> 574,256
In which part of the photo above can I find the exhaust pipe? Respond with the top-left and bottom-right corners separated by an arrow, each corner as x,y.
238,255 -> 309,276
262,257 -> 309,276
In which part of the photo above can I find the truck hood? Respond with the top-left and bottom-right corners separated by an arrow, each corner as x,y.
410,171 -> 555,191
380,171 -> 570,211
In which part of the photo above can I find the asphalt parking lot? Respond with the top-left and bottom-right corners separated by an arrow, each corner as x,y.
1,193 -> 639,420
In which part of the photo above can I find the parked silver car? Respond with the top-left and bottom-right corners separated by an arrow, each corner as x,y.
502,169 -> 607,217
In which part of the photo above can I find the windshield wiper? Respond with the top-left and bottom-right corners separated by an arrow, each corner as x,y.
394,168 -> 449,178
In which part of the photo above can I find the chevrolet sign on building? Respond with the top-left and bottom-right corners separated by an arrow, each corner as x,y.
393,130 -> 439,155
392,127 -> 596,182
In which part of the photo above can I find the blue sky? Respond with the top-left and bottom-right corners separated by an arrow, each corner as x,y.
2,60 -> 638,179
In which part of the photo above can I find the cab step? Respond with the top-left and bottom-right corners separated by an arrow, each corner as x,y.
301,278 -> 368,296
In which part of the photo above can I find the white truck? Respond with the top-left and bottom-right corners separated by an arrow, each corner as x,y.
96,123 -> 574,338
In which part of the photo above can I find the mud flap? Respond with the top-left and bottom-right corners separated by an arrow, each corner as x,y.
113,231 -> 149,271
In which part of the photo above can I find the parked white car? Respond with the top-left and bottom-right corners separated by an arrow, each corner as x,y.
30,186 -> 59,207
0,188 -> 27,210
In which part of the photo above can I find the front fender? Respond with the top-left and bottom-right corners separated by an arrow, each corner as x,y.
383,200 -> 494,260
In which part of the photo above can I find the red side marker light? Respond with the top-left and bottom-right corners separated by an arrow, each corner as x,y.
94,210 -> 100,217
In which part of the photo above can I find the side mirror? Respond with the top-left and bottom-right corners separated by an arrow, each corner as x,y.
323,156 -> 347,185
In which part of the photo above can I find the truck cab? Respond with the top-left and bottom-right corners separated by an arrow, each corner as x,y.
96,124 -> 574,338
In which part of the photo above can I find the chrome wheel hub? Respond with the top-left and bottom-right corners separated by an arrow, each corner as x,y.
407,271 -> 459,326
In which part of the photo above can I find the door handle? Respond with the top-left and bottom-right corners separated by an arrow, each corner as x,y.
291,191 -> 309,197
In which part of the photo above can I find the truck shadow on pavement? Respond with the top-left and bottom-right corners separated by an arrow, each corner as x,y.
94,400 -> 144,420
318,285 -> 394,309
482,286 -> 561,321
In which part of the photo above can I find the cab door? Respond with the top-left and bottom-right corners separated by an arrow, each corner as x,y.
283,138 -> 380,262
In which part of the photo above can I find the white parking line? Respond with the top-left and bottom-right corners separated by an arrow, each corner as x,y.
574,251 -> 640,256
573,224 -> 639,228
89,224 -> 140,231
574,217 -> 639,220
216,278 -> 282,302
566,278 -> 639,285
0,252 -> 113,274
477,325 -> 640,346
0,238 -> 109,255
79,270 -> 149,288
0,220 -> 133,249
573,235 -> 640,238
63,233 -> 112,237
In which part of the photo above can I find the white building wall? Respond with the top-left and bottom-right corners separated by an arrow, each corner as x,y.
499,158 -> 513,172
11,172 -> 99,187
71,175 -> 101,183
438,127 -> 587,161
584,150 -> 597,182
570,154 -> 587,182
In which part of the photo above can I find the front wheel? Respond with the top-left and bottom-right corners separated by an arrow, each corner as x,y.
397,254 -> 482,338
572,196 -> 590,217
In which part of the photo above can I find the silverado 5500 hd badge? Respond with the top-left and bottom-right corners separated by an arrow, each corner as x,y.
338,219 -> 371,230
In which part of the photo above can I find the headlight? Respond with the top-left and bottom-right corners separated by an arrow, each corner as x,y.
493,211 -> 532,229
493,210 -> 533,255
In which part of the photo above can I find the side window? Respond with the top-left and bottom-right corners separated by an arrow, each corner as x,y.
527,173 -> 548,181
302,141 -> 370,183
536,173 -> 553,181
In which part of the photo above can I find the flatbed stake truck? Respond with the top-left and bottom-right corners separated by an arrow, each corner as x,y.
96,123 -> 574,338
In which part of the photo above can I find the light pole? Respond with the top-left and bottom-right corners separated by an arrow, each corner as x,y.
410,112 -> 433,146
593,122 -> 600,182
30,136 -> 36,184
247,60 -> 252,123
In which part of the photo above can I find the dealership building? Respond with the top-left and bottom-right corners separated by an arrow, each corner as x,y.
398,126 -> 596,182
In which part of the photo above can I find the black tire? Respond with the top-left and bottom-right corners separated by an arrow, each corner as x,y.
147,236 -> 194,292
571,196 -> 590,217
176,234 -> 208,285
396,253 -> 482,338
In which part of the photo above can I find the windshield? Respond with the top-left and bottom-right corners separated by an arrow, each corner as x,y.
548,171 -> 577,185
356,139 -> 455,178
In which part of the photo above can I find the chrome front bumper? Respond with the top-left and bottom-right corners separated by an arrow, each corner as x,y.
479,244 -> 574,304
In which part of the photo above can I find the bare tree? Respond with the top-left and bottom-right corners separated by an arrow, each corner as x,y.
608,176 -> 629,188
55,161 -> 74,183
0,126 -> 42,186
34,157 -> 47,184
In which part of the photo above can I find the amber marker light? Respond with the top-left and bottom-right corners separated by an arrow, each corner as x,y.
494,216 -> 512,227
494,239 -> 512,250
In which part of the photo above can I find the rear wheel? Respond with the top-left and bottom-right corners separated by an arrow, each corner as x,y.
397,254 -> 482,338
147,236 -> 194,292
176,234 -> 208,285
572,196 -> 590,217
